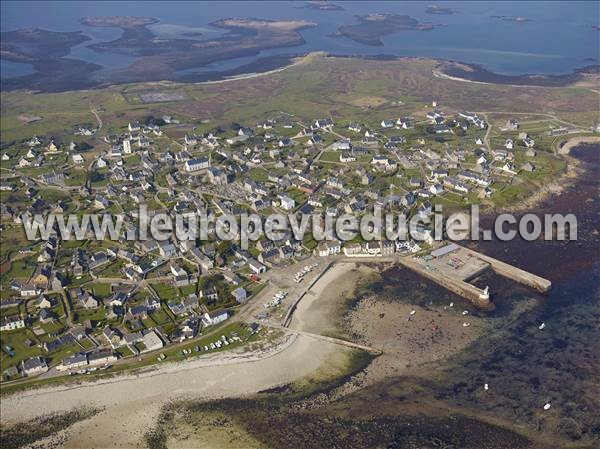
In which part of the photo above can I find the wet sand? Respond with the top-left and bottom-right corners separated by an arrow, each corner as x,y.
289,262 -> 485,386
289,262 -> 374,337
346,294 -> 484,381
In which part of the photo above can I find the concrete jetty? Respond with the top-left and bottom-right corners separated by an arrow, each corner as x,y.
281,244 -> 552,324
458,245 -> 552,294
395,243 -> 551,310
395,254 -> 495,310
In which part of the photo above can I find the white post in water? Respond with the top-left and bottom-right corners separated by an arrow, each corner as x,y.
480,285 -> 490,300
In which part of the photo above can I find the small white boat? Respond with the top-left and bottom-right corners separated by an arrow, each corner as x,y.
410,310 -> 416,316
484,383 -> 489,391
543,402 -> 551,410
462,310 -> 469,316
463,322 -> 471,327
539,322 -> 546,330
449,302 -> 454,307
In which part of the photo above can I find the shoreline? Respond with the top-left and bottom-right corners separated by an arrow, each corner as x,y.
189,52 -> 319,86
0,332 -> 345,447
3,51 -> 597,93
161,51 -> 600,95
489,137 -> 600,214
288,261 -> 370,336
432,60 -> 599,88
190,53 -> 599,89
556,135 -> 600,155
1,332 -> 296,405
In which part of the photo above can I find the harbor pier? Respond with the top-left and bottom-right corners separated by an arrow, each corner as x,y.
395,243 -> 552,310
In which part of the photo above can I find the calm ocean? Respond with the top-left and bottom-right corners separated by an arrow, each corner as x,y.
1,1 -> 598,79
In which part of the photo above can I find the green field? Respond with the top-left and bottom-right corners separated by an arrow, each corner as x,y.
2,54 -> 597,145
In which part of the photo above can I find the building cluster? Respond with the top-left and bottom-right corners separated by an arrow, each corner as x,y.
1,106 -> 545,381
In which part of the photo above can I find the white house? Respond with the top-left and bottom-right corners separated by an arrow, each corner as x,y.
122,139 -> 132,154
340,152 -> 356,163
58,353 -> 88,371
184,134 -> 198,145
248,259 -> 266,274
96,157 -> 108,169
317,240 -> 341,257
110,146 -> 123,158
502,162 -> 517,174
0,316 -> 25,331
18,157 -> 32,168
232,287 -> 247,304
348,123 -> 362,133
397,117 -> 413,129
184,157 -> 210,172
202,310 -> 229,327
332,140 -> 351,151
169,265 -> 186,277
313,118 -> 333,129
141,330 -> 164,352
20,286 -> 41,297
22,357 -> 48,377
88,350 -> 118,367
429,183 -> 444,195
279,195 -> 295,211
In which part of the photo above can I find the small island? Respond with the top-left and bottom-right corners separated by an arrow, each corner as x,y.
303,1 -> 344,11
425,5 -> 456,15
331,14 -> 435,46
82,15 -> 199,57
491,15 -> 531,23
81,16 -> 159,29
0,28 -> 91,62
0,27 -> 101,92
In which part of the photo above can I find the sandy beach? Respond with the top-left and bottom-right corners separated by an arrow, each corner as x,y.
289,262 -> 373,337
432,68 -> 492,86
191,52 -> 322,86
3,253 -> 593,447
556,135 -> 600,155
1,333 -> 342,448
288,261 -> 484,386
